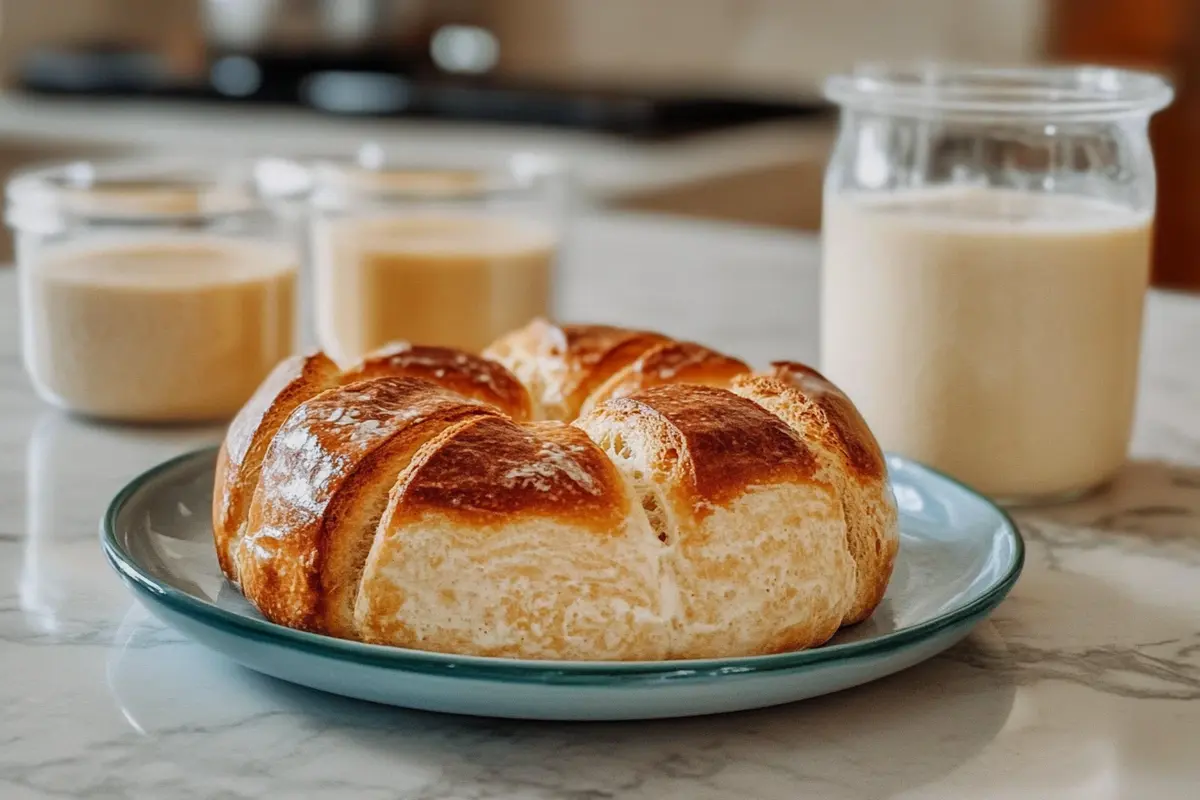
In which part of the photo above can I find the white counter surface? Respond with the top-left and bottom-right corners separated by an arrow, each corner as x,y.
1,212 -> 1199,799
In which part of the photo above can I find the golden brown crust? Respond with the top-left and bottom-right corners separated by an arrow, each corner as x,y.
390,416 -> 630,531
483,318 -> 669,420
580,341 -> 750,417
214,343 -> 532,585
575,383 -> 855,658
236,377 -> 500,633
357,414 -> 669,659
767,361 -> 887,481
731,368 -> 899,625
212,351 -> 341,582
596,384 -> 819,507
342,342 -> 533,421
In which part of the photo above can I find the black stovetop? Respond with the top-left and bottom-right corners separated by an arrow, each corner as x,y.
18,45 -> 831,140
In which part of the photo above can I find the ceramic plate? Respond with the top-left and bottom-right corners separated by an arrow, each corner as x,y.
102,447 -> 1023,721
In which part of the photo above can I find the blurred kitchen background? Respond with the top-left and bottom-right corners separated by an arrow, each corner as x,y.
0,0 -> 1195,288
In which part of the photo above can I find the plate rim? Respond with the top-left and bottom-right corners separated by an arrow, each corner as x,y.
101,446 -> 1024,685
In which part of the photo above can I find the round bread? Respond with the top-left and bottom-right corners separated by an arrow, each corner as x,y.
213,322 -> 898,660
732,362 -> 899,625
575,384 -> 855,658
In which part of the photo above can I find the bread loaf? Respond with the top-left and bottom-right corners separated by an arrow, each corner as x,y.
213,321 -> 899,660
732,363 -> 899,624
575,384 -> 854,658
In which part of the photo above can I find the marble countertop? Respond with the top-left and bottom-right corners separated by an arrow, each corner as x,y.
2,212 -> 1199,799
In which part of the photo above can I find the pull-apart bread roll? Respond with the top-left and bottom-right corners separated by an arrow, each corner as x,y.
483,318 -> 670,420
578,340 -> 751,417
236,378 -> 503,637
214,345 -> 533,587
342,342 -> 533,421
213,351 -> 341,582
356,416 -> 670,659
732,362 -> 899,625
576,384 -> 856,658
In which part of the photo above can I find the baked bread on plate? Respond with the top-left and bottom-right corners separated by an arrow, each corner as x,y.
212,321 -> 898,660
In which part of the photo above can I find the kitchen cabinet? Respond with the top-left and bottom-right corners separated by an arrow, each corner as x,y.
1049,0 -> 1200,290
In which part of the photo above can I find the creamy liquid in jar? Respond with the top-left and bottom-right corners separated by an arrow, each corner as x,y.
821,187 -> 1153,500
313,214 -> 555,362
21,237 -> 297,422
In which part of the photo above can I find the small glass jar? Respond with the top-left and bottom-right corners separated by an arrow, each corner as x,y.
5,157 -> 307,423
307,145 -> 569,363
820,64 -> 1173,504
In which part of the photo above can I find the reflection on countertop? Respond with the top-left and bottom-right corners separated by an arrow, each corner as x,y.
21,411 -> 220,636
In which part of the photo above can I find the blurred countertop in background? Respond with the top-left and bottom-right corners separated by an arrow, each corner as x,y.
0,91 -> 834,217
0,92 -> 836,262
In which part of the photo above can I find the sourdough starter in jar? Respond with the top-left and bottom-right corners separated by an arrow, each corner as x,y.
313,214 -> 555,362
21,238 -> 297,422
821,187 -> 1152,500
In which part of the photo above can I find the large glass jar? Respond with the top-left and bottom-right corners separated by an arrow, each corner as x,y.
5,157 -> 306,422
820,64 -> 1173,504
307,146 -> 569,364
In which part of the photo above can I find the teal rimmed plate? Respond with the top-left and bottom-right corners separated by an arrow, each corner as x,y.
101,447 -> 1022,720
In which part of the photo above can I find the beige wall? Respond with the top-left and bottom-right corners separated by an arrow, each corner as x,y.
1,0 -> 1047,94
486,0 -> 1047,97
0,0 -> 199,86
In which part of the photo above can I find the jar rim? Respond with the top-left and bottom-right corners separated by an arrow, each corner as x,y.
824,62 -> 1174,120
4,156 -> 309,232
307,143 -> 568,209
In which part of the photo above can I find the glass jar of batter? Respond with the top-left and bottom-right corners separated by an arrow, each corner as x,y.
820,64 -> 1173,504
6,157 -> 307,422
307,146 -> 569,363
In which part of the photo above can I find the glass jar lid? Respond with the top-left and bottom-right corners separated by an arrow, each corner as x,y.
824,63 -> 1174,121
5,156 -> 310,234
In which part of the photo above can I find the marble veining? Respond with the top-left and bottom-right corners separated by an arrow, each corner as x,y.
1,215 -> 1199,799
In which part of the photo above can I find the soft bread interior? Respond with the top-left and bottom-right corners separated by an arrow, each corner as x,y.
354,416 -> 672,659
234,377 -> 503,634
218,347 -> 530,588
481,321 -> 560,420
317,410 -> 495,638
680,484 -> 853,657
589,428 -> 678,545
576,391 -> 856,659
482,321 -> 669,421
731,374 -> 898,625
